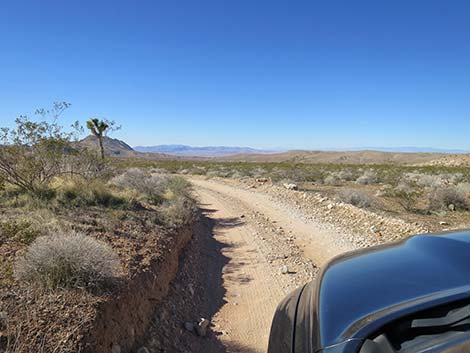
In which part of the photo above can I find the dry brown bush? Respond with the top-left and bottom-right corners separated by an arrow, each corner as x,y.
427,187 -> 469,211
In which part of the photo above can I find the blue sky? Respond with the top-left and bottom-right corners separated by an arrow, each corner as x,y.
1,0 -> 470,149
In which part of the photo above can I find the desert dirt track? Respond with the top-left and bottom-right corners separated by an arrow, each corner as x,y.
188,178 -> 356,353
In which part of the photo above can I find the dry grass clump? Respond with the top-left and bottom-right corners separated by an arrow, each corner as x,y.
427,187 -> 469,211
337,189 -> 372,208
14,232 -> 121,291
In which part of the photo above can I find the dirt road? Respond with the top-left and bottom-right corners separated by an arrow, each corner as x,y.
185,178 -> 355,353
194,188 -> 286,352
192,178 -> 355,266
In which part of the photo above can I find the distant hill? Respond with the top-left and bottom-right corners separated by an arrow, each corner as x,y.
77,136 -> 175,160
78,136 -> 135,157
134,144 -> 279,157
419,154 -> 470,167
221,150 -> 449,165
326,146 -> 470,154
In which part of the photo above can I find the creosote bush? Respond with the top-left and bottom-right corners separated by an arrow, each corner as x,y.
427,187 -> 469,211
14,232 -> 121,291
337,189 -> 372,208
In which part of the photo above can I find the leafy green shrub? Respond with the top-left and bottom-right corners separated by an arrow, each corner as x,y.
14,232 -> 121,290
337,189 -> 372,208
427,187 -> 468,211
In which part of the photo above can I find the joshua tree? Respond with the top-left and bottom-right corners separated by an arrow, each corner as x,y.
86,118 -> 119,161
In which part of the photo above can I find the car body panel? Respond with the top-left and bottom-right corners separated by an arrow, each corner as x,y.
319,232 -> 470,347
268,231 -> 470,353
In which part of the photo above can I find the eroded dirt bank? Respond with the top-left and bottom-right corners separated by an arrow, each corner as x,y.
81,226 -> 193,353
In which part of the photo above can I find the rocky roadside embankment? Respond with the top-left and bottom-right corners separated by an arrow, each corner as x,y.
215,178 -> 430,248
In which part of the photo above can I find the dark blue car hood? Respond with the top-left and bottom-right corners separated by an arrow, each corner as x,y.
318,231 -> 470,349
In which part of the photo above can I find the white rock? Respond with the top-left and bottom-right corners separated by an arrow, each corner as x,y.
283,183 -> 298,190
196,318 -> 210,337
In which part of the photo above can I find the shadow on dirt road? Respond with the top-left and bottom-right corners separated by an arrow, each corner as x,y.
142,204 -> 261,353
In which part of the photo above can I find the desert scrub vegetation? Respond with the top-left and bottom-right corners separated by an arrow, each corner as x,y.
55,179 -> 129,209
337,189 -> 373,208
0,104 -> 197,286
427,187 -> 469,212
110,169 -> 197,226
133,160 -> 470,221
0,219 -> 40,245
14,232 -> 121,291
0,105 -> 200,353
110,168 -> 169,205
0,103 -> 105,195
356,170 -> 379,185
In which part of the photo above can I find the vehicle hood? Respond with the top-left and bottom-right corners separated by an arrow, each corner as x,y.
318,231 -> 470,348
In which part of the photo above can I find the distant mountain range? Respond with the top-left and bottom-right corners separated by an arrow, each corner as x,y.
322,146 -> 470,154
133,144 -> 280,157
76,136 -> 470,166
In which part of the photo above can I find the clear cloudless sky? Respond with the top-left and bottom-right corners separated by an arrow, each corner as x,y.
1,0 -> 470,149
